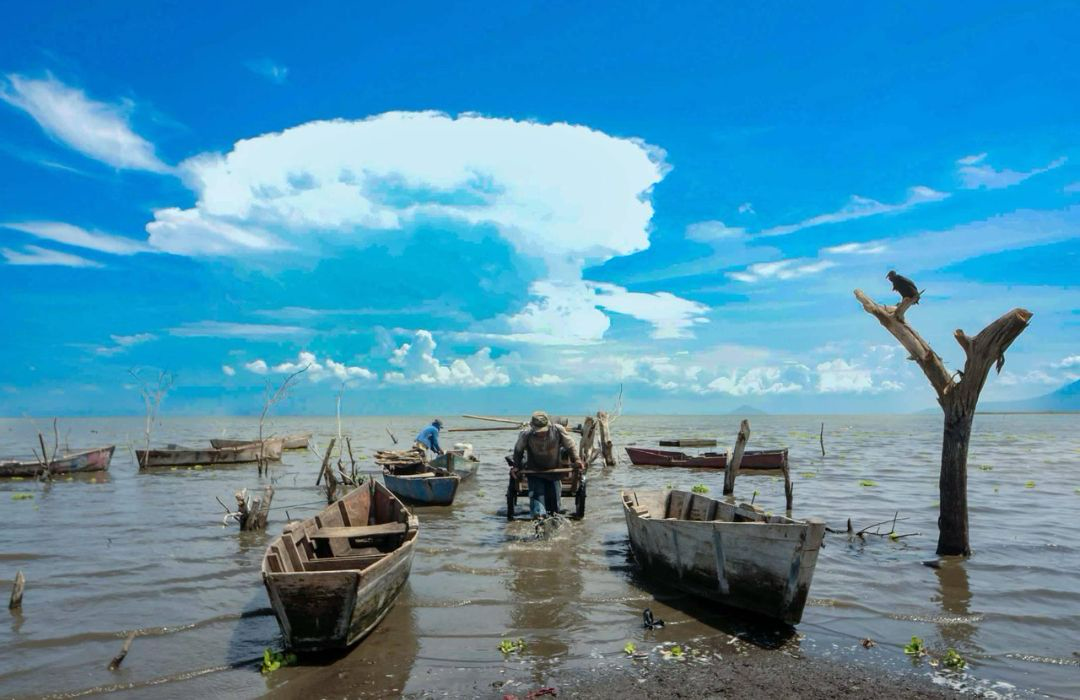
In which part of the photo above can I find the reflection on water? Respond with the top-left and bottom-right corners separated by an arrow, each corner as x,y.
0,414 -> 1078,698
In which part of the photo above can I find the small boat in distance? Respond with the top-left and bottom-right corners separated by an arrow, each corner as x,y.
625,446 -> 788,471
208,437 -> 285,454
210,433 -> 311,450
381,450 -> 479,506
622,489 -> 825,624
137,441 -> 283,468
262,481 -> 418,651
0,445 -> 115,478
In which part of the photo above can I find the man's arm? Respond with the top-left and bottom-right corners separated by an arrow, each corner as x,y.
430,430 -> 443,455
558,426 -> 582,466
512,430 -> 528,471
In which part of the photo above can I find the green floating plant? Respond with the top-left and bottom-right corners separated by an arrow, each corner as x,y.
903,636 -> 927,657
942,648 -> 966,670
977,465 -> 992,471
691,484 -> 709,494
623,641 -> 636,656
799,471 -> 816,479
1024,481 -> 1035,488
661,644 -> 684,659
260,648 -> 297,674
499,638 -> 526,654
859,480 -> 878,488
11,492 -> 34,501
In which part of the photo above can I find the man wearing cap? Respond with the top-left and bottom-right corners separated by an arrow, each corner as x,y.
512,411 -> 583,518
415,419 -> 444,457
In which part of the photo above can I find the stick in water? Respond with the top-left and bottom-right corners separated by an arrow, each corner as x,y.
9,570 -> 24,610
108,631 -> 136,670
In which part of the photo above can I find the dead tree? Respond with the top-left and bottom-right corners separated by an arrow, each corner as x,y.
129,368 -> 173,468
724,419 -> 751,496
854,289 -> 1032,556
257,365 -> 308,475
597,411 -> 616,466
237,485 -> 274,531
579,416 -> 598,465
32,418 -> 61,481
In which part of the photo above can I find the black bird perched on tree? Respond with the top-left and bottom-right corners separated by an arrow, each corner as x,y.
886,270 -> 921,304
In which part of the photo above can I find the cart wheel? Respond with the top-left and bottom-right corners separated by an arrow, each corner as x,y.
506,476 -> 518,521
574,480 -> 587,519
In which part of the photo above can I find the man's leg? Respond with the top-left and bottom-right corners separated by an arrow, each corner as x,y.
544,478 -> 562,514
526,475 -> 547,519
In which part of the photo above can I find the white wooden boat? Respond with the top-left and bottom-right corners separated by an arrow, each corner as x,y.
621,489 -> 825,624
137,441 -> 282,468
210,433 -> 310,450
262,481 -> 418,651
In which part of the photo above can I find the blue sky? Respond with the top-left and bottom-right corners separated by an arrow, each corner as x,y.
0,2 -> 1077,416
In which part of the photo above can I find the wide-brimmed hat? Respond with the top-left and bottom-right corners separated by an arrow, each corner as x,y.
529,411 -> 550,433
432,418 -> 443,428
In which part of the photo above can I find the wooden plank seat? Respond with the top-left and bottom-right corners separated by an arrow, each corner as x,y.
310,523 -> 408,540
396,471 -> 437,479
302,553 -> 387,572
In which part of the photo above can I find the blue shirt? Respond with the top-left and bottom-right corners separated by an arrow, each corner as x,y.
415,424 -> 442,453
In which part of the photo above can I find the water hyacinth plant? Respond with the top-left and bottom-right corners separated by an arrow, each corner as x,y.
499,638 -> 526,654
691,484 -> 709,494
260,648 -> 297,674
903,636 -> 927,657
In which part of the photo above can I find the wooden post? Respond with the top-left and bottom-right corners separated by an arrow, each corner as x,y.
237,485 -> 274,531
9,570 -> 24,609
854,288 -> 1032,556
579,416 -> 597,465
782,452 -> 793,512
597,411 -> 616,466
819,422 -> 825,457
315,438 -> 337,486
724,419 -> 751,496
108,631 -> 136,670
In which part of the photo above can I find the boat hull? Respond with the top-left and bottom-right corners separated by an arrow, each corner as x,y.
262,481 -> 418,651
137,442 -> 282,468
625,447 -> 788,470
382,452 -> 478,506
0,445 -> 114,478
622,490 -> 824,625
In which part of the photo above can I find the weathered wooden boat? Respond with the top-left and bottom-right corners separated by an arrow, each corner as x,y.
381,450 -> 479,506
625,446 -> 788,470
210,433 -> 310,450
622,489 -> 825,624
262,481 -> 418,651
137,441 -> 283,468
208,436 -> 286,454
0,445 -> 115,478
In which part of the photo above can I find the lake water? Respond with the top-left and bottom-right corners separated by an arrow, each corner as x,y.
1,414 -> 1078,699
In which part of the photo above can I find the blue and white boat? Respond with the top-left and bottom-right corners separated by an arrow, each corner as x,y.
381,450 -> 479,506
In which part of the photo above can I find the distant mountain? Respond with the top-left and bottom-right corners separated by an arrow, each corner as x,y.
729,404 -> 767,416
979,379 -> 1080,413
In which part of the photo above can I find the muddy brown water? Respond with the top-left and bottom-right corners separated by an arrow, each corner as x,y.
0,415 -> 1077,699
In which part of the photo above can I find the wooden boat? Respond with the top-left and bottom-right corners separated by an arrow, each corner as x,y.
208,437 -> 286,454
262,481 -> 418,651
0,445 -> 115,478
622,489 -> 825,624
137,441 -> 283,468
210,433 -> 310,450
659,438 -> 717,447
381,450 -> 479,506
625,446 -> 788,470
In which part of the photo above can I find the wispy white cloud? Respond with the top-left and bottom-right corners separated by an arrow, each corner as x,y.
957,153 -> 1067,190
245,350 -> 375,383
729,257 -> 835,283
503,279 -> 709,345
386,330 -> 509,387
169,321 -> 309,338
95,332 -> 156,356
222,365 -> 237,376
822,240 -> 887,255
3,221 -> 152,255
1,244 -> 103,267
146,207 -> 288,256
0,73 -> 169,173
1064,182 -> 1080,194
245,58 -> 289,84
524,373 -> 566,386
738,202 -> 755,215
759,186 -> 948,237
1051,355 -> 1080,369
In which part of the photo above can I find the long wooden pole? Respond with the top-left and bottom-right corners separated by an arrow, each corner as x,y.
447,425 -> 521,433
461,414 -> 523,425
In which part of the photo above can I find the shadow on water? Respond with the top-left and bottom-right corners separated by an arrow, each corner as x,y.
609,537 -> 798,651
931,556 -> 980,653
